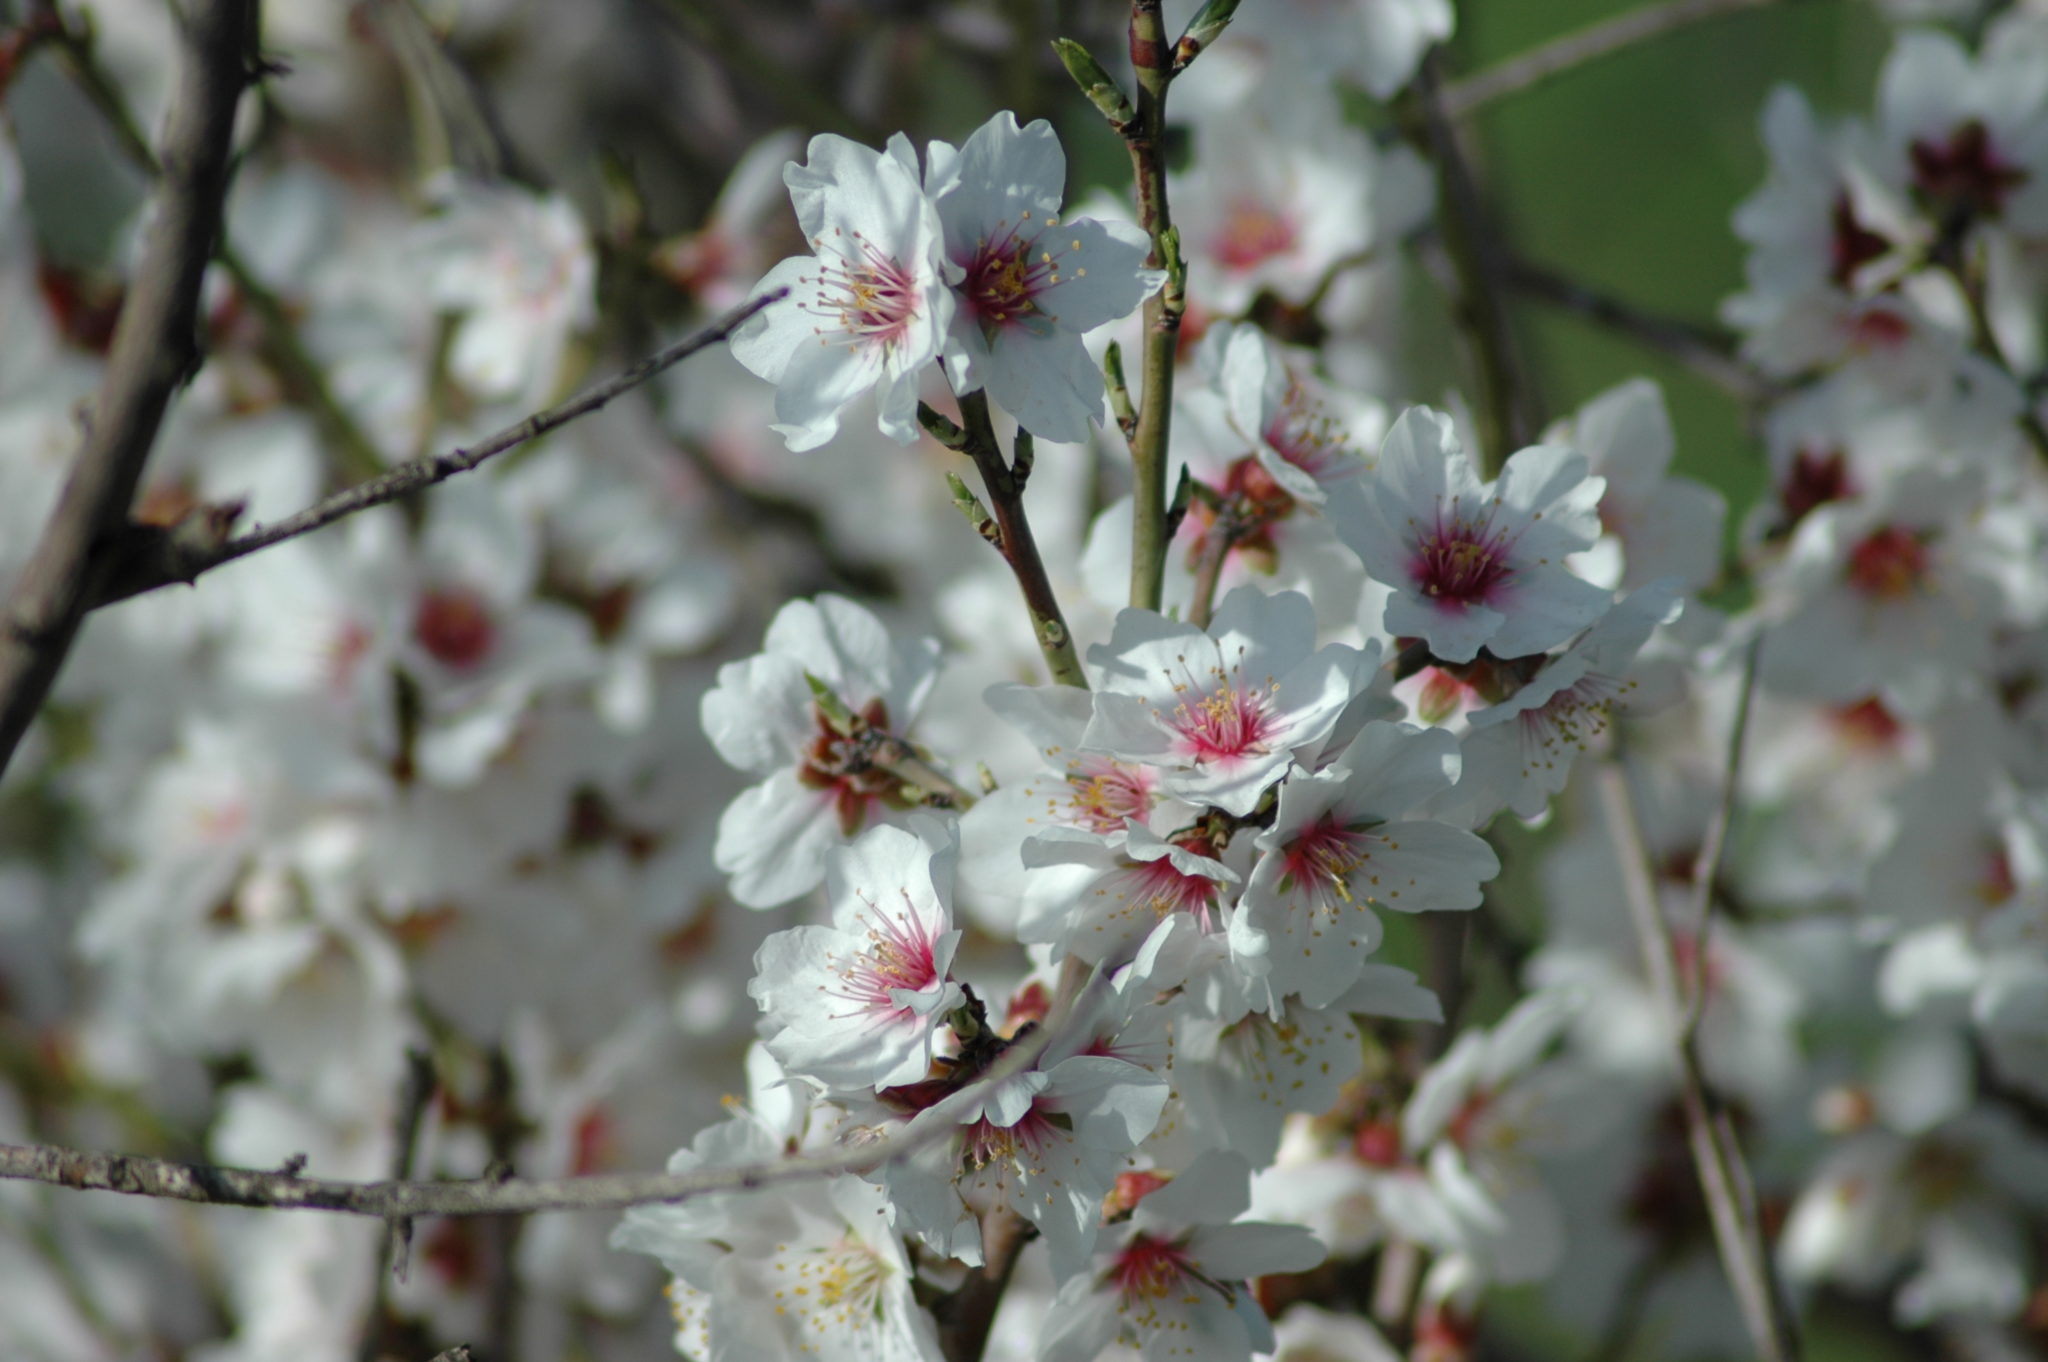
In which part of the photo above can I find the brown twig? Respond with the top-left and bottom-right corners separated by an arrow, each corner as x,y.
0,995 -> 1074,1218
0,0 -> 255,781
84,291 -> 783,612
919,395 -> 1087,689
356,1050 -> 438,1362
1441,0 -> 1797,120
1407,49 -> 1536,475
1683,636 -> 1761,1041
1597,761 -> 1802,1362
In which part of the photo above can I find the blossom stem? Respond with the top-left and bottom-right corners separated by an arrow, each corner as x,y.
1598,761 -> 1803,1362
1442,0 -> 1795,120
921,396 -> 1089,689
1126,0 -> 1183,611
1186,505 -> 1245,630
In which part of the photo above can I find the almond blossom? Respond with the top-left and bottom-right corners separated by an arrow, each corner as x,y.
702,595 -> 943,907
1038,1152 -> 1325,1362
749,819 -> 965,1092
1235,722 -> 1499,1009
1081,587 -> 1370,817
1336,408 -> 1611,665
730,133 -> 958,451
922,112 -> 1162,443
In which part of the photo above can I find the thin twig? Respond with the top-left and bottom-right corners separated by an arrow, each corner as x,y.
1125,0 -> 1182,612
1683,635 -> 1760,1041
1408,49 -> 1536,474
0,0 -> 254,781
0,995 -> 1076,1218
919,395 -> 1088,689
1506,257 -> 1777,404
1597,762 -> 1802,1362
653,0 -> 877,142
356,1050 -> 438,1362
85,291 -> 783,611
1442,0 -> 1795,120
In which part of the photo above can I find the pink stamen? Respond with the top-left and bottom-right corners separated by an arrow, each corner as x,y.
799,229 -> 921,351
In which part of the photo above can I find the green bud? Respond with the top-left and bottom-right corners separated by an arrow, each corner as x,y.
1052,38 -> 1136,128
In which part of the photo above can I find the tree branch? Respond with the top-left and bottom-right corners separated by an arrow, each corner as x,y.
1441,0 -> 1800,121
919,394 -> 1088,689
1124,0 -> 1182,613
83,291 -> 783,612
0,0 -> 255,781
1407,49 -> 1536,474
1505,256 -> 1776,404
1597,761 -> 1802,1362
0,993 -> 1075,1218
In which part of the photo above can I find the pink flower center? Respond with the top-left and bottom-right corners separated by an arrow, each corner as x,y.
831,890 -> 941,1014
1514,672 -> 1631,771
1168,674 -> 1280,766
801,229 -> 921,351
1832,696 -> 1904,748
1910,120 -> 2029,221
1846,306 -> 1912,352
1412,508 -> 1515,606
414,586 -> 496,670
1828,191 -> 1891,288
1216,198 -> 1297,271
963,214 -> 1076,330
1110,1233 -> 1198,1302
1263,378 -> 1362,485
1062,758 -> 1157,834
1845,525 -> 1929,599
1976,846 -> 2016,907
1121,847 -> 1228,933
1780,446 -> 1853,531
1280,814 -> 1374,904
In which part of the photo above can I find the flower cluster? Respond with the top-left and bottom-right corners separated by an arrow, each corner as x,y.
7,4 -> 2048,1362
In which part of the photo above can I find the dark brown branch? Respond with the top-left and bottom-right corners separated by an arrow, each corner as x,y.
1505,257 -> 1777,404
918,395 -> 1087,689
0,0 -> 255,780
84,291 -> 783,612
1407,50 -> 1537,475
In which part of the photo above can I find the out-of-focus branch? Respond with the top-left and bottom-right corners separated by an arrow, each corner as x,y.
0,996 -> 1074,1218
1684,636 -> 1761,1040
1506,256 -> 1777,404
84,291 -> 782,611
37,4 -> 391,483
652,0 -> 876,142
1407,49 -> 1536,475
0,0 -> 256,781
1442,0 -> 1803,120
1597,761 -> 1802,1362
